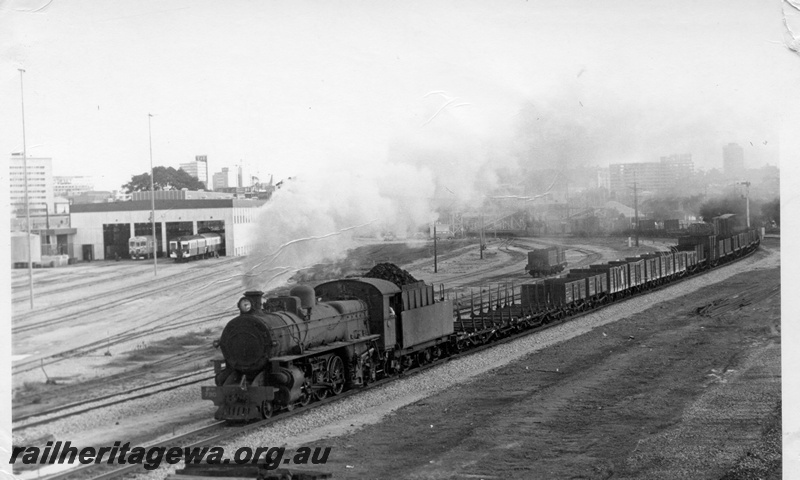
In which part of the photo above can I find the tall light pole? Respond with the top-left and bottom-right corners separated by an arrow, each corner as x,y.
19,68 -> 34,309
626,174 -> 640,247
433,223 -> 438,273
148,114 -> 158,276
633,178 -> 639,247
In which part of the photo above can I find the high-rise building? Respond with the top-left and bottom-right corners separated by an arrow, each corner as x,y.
722,143 -> 744,176
54,175 -> 95,197
9,154 -> 54,218
608,154 -> 694,197
179,155 -> 209,187
213,167 -> 233,190
659,154 -> 694,183
608,162 -> 667,195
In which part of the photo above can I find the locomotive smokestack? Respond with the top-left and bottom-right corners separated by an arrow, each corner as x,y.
243,291 -> 264,311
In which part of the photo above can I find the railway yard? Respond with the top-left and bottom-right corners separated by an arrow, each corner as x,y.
10,235 -> 781,480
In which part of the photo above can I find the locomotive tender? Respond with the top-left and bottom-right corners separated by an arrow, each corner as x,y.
203,217 -> 760,421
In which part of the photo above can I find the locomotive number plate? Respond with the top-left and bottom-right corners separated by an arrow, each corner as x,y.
201,386 -> 218,400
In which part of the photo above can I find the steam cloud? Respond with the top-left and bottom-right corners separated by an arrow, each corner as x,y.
241,92 -> 515,292
241,165 -> 438,292
241,83 -> 777,292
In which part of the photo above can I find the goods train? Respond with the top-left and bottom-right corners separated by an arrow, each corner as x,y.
129,236 -> 156,260
525,246 -> 567,277
169,233 -> 224,261
202,217 -> 760,421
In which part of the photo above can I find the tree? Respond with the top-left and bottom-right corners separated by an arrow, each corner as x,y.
698,196 -> 746,222
123,166 -> 206,193
761,198 -> 779,226
698,195 -> 764,226
641,195 -> 681,220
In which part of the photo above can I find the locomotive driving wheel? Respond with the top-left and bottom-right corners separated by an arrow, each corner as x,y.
260,400 -> 273,419
328,355 -> 345,395
313,387 -> 328,401
298,384 -> 311,407
362,356 -> 376,385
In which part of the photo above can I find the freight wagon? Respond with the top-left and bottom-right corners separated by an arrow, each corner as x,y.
525,246 -> 567,277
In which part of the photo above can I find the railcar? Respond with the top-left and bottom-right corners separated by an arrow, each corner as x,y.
169,233 -> 224,261
128,235 -> 156,260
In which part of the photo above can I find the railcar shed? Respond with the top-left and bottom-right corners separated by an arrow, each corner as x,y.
69,197 -> 266,260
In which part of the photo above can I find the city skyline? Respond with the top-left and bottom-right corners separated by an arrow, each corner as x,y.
2,1 -> 798,199
6,142 -> 778,196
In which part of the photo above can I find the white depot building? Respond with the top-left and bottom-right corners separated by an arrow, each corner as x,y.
69,191 -> 266,261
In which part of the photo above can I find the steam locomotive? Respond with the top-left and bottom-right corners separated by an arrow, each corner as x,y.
202,219 -> 761,421
202,279 -> 452,420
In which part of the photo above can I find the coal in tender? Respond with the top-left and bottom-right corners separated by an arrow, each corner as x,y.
364,262 -> 419,286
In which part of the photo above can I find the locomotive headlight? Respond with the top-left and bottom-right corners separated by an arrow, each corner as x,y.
238,297 -> 253,313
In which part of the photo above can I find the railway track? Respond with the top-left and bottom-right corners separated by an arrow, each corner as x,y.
30,244 -> 762,480
12,257 -> 241,327
17,244 -> 757,480
13,371 -> 215,431
11,305 -> 232,375
11,264 -> 165,305
9,239 -> 649,427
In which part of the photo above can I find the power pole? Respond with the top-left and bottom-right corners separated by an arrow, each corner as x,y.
148,114 -> 158,275
628,174 -> 639,247
19,68 -> 34,309
633,179 -> 639,246
480,213 -> 485,259
433,223 -> 438,273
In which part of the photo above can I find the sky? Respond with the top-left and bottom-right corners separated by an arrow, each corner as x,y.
1,0 -> 799,195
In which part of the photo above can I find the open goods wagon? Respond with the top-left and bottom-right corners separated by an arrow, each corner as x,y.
525,246 -> 567,277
